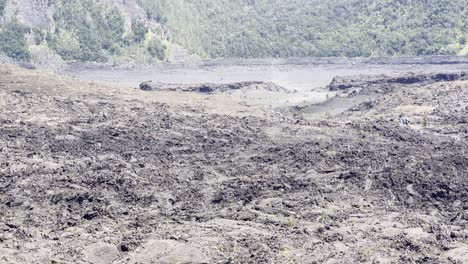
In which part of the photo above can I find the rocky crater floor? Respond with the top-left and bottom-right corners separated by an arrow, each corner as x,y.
0,65 -> 467,263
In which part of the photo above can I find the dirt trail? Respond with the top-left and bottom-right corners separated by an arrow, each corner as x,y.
0,64 -> 467,263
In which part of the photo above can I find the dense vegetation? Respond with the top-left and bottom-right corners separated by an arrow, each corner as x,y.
46,0 -> 166,62
139,0 -> 468,58
0,0 -> 164,62
46,0 -> 124,61
0,0 -> 467,62
0,20 -> 30,60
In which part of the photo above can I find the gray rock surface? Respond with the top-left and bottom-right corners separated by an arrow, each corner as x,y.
83,243 -> 120,264
120,240 -> 208,264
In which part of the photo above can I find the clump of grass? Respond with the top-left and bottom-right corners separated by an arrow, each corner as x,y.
278,248 -> 295,264
422,114 -> 428,127
284,217 -> 298,231
319,211 -> 330,223
356,250 -> 372,262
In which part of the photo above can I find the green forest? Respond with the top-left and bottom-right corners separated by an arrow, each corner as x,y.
142,0 -> 468,58
0,0 -> 467,62
0,0 -> 167,62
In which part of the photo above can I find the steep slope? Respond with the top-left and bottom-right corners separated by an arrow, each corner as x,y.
143,0 -> 468,58
0,0 -> 467,63
0,0 -> 187,65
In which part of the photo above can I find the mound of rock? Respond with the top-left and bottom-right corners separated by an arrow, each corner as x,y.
328,72 -> 468,91
139,81 -> 162,91
139,80 -> 289,93
301,71 -> 468,118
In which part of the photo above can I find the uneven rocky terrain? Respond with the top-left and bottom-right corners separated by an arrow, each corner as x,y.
0,64 -> 467,263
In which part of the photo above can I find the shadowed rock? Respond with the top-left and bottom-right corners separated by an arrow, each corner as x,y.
17,62 -> 36,70
139,80 -> 289,93
328,72 -> 468,91
139,81 -> 163,91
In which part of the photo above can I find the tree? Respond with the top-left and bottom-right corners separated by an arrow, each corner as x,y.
0,20 -> 31,61
132,19 -> 148,43
147,38 -> 166,60
0,0 -> 6,17
92,4 -> 125,50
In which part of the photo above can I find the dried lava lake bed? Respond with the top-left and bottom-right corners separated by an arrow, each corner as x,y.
0,57 -> 467,263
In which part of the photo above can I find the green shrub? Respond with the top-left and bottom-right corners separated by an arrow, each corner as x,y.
0,20 -> 31,61
48,29 -> 80,60
132,19 -> 148,43
32,28 -> 45,45
0,0 -> 6,17
147,38 -> 166,60
78,28 -> 106,62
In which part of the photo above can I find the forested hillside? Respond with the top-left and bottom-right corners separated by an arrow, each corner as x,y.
144,0 -> 468,58
0,0 -> 168,64
0,0 -> 467,63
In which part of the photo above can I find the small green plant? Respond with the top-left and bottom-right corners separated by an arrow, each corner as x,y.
422,115 -> 428,127
356,250 -> 372,262
319,211 -> 330,223
284,217 -> 298,231
32,28 -> 45,45
278,248 -> 295,264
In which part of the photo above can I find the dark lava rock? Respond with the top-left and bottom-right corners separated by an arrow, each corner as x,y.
120,244 -> 130,252
138,80 -> 289,94
328,72 -> 468,91
139,80 -> 161,91
83,211 -> 99,220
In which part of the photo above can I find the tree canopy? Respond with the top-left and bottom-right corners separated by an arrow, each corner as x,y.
140,0 -> 468,58
1,0 -> 467,62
